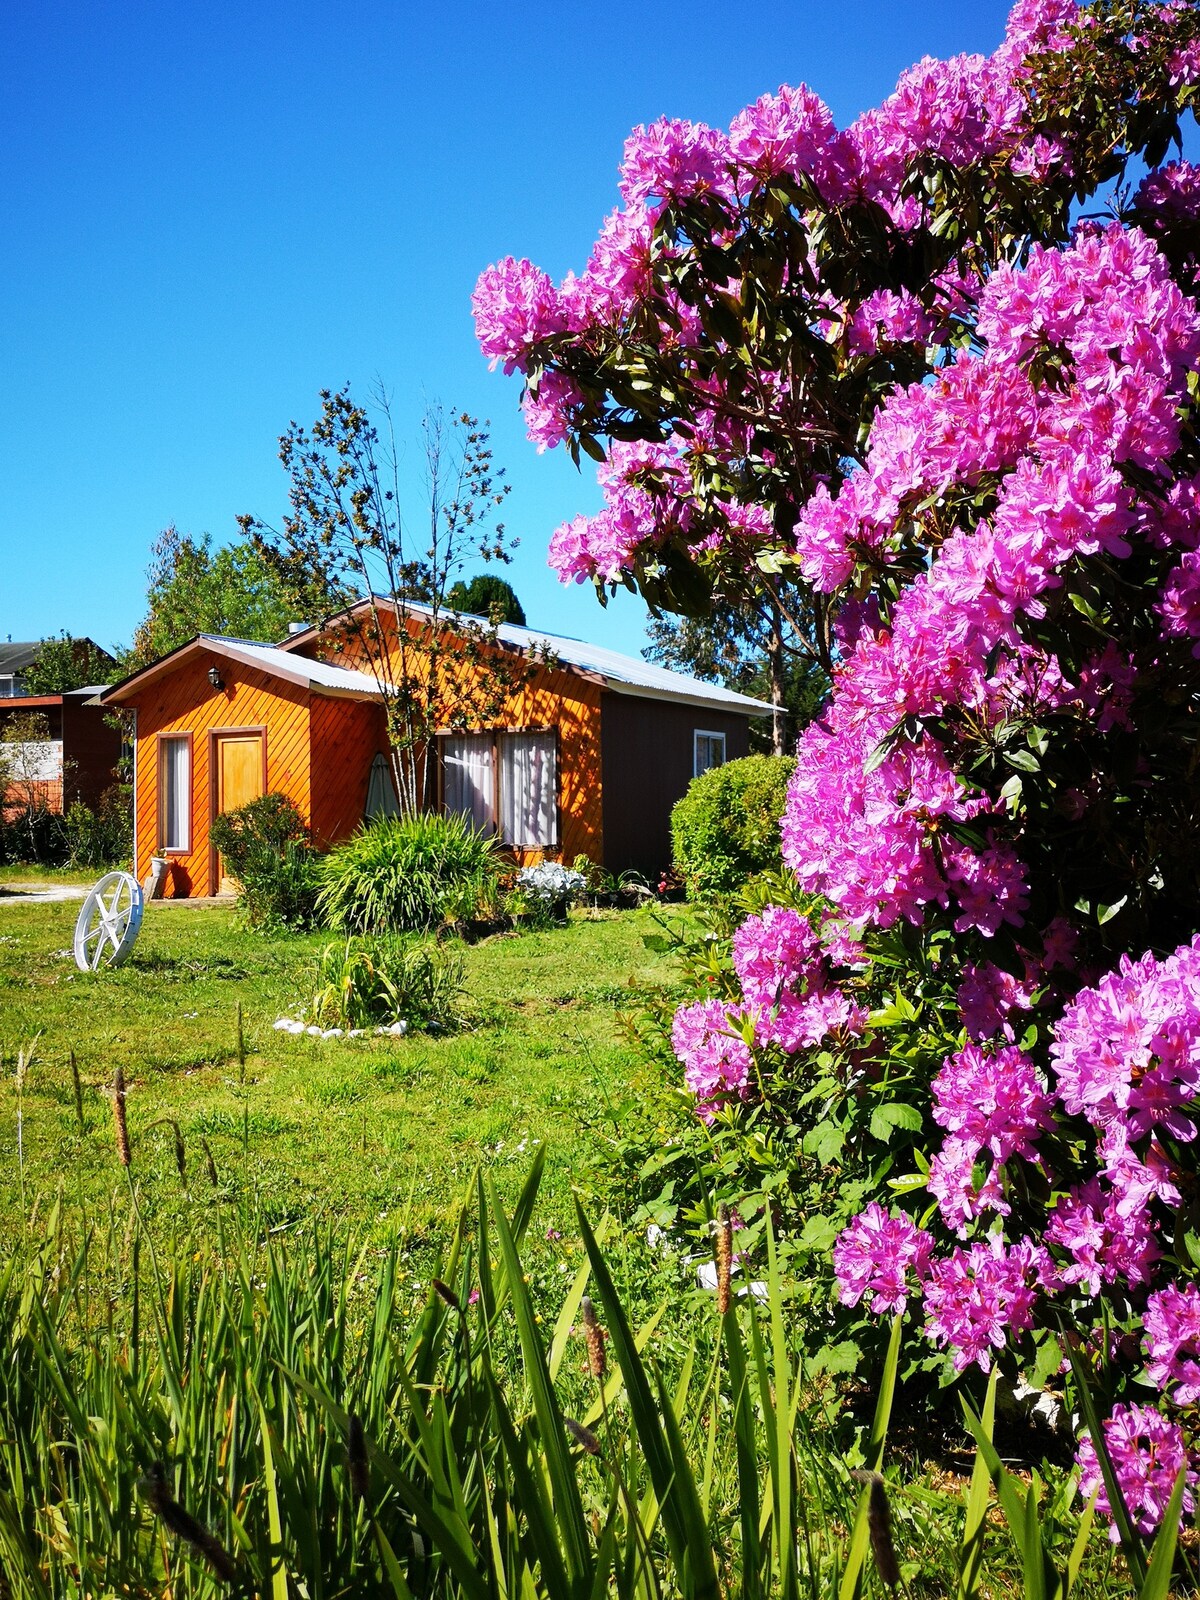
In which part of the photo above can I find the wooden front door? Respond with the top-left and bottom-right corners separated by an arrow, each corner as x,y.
214,733 -> 264,893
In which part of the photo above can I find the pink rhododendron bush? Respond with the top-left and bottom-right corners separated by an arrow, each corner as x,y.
475,0 -> 1200,1550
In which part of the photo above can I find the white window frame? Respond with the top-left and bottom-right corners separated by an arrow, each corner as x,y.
693,729 -> 727,778
158,733 -> 192,853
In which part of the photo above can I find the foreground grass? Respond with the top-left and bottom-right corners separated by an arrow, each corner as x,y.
0,897 -> 680,1251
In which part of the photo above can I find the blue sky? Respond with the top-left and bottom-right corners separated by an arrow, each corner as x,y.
1,0 -> 1021,658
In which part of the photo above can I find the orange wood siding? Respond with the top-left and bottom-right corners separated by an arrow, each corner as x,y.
308,696 -> 387,848
132,652 -> 311,897
307,614 -> 604,866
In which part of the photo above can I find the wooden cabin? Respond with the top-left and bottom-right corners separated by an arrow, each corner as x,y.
101,602 -> 771,898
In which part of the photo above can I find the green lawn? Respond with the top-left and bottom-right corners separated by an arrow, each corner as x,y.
0,895 -> 684,1252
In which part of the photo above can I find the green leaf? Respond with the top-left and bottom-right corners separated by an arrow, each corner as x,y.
803,1120 -> 846,1164
1139,1469 -> 1187,1600
256,1393 -> 290,1600
869,1102 -> 923,1141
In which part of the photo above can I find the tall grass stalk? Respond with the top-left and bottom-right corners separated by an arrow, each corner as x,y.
0,1156 -> 1185,1597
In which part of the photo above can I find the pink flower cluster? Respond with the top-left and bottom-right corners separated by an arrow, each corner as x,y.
922,1235 -> 1047,1372
929,1044 -> 1054,1231
1051,936 -> 1200,1142
1077,1405 -> 1197,1541
731,905 -> 865,1051
670,997 -> 753,1123
833,1203 -> 933,1314
781,224 -> 1200,941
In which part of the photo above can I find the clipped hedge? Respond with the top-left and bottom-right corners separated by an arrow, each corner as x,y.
670,754 -> 796,898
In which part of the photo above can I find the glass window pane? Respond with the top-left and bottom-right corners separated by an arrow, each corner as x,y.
160,737 -> 190,850
500,732 -> 557,848
694,731 -> 726,777
442,735 -> 496,833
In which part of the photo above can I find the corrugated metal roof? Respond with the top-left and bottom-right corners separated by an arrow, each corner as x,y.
284,602 -> 774,717
101,633 -> 385,704
198,636 -> 384,698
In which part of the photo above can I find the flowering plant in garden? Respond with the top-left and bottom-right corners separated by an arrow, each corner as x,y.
515,861 -> 587,910
476,0 -> 1200,1550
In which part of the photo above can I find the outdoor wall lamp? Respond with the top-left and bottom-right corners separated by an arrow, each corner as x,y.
207,666 -> 225,691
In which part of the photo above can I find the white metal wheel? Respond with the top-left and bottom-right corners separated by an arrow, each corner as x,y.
73,872 -> 144,972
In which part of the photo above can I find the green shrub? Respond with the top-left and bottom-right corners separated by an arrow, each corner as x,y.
308,936 -> 466,1031
0,803 -> 68,867
64,783 -> 132,869
210,792 -> 321,930
317,812 -> 502,934
670,754 -> 796,898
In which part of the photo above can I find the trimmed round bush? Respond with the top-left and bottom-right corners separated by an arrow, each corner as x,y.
670,755 -> 796,899
317,812 -> 501,935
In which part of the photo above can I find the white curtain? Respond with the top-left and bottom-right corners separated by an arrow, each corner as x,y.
160,737 -> 190,849
500,732 -> 557,848
442,735 -> 496,833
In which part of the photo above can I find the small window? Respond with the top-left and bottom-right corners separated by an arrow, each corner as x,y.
694,730 -> 727,778
159,735 -> 191,851
500,731 -> 558,848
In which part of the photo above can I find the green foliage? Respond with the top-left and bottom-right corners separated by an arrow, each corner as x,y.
210,792 -> 321,930
447,572 -> 527,625
670,754 -> 796,897
128,525 -> 311,668
610,870 -> 970,1386
0,1164 -> 1155,1597
20,632 -> 114,694
308,937 -> 467,1031
317,812 -> 502,935
63,784 -> 132,869
645,608 -> 828,754
0,804 -> 68,867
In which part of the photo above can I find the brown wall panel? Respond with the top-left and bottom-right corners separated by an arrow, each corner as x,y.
600,696 -> 752,876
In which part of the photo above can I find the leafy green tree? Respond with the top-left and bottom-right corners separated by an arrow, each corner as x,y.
446,573 -> 526,626
644,601 -> 827,754
21,634 -> 114,694
128,526 -> 314,667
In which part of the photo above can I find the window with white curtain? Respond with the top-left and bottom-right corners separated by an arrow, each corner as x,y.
159,736 -> 191,851
441,730 -> 559,848
442,734 -> 496,833
500,731 -> 558,848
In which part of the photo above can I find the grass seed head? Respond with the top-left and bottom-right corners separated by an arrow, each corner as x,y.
565,1417 -> 601,1456
137,1462 -> 239,1585
715,1203 -> 732,1316
432,1276 -> 461,1310
112,1066 -> 130,1168
581,1295 -> 606,1378
347,1412 -> 370,1505
853,1470 -> 900,1593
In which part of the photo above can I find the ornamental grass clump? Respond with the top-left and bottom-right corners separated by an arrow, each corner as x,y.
317,812 -> 502,934
308,936 -> 466,1032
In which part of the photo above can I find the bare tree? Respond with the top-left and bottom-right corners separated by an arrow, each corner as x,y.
240,386 -> 546,814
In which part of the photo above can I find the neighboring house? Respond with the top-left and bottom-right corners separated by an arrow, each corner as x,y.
0,638 -> 122,819
101,601 -> 772,898
0,688 -> 125,818
0,638 -> 115,698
